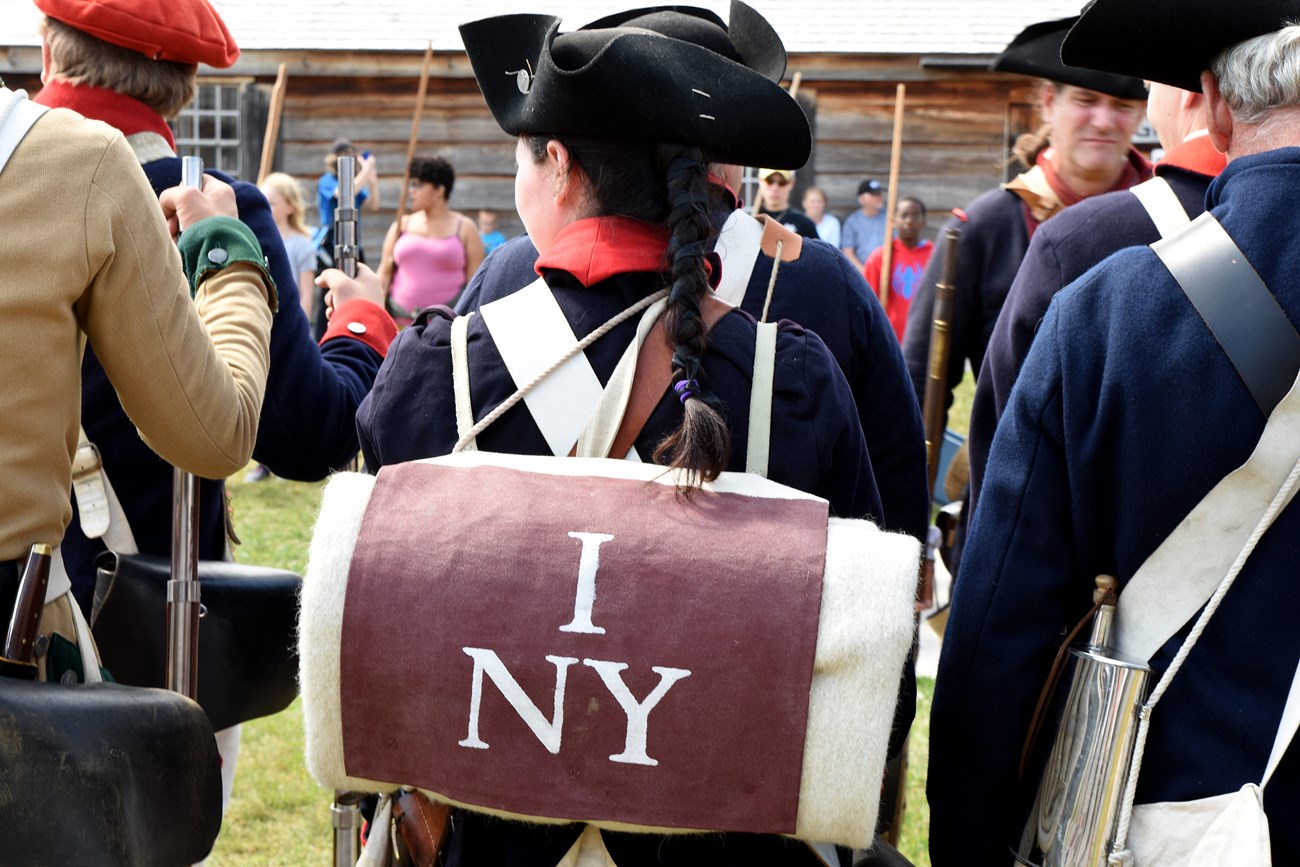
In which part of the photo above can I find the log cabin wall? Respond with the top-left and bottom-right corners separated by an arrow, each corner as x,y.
2,46 -> 1047,252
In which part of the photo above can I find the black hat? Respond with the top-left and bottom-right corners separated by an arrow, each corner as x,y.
458,2 -> 811,169
1063,0 -> 1300,93
992,17 -> 1148,101
857,178 -> 884,196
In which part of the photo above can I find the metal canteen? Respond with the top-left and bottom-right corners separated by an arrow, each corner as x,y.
1015,576 -> 1151,867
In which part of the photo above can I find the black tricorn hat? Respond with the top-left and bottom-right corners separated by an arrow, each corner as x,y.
459,2 -> 811,169
1063,0 -> 1300,93
992,16 -> 1148,101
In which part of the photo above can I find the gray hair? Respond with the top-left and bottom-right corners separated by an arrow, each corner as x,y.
1212,23 -> 1300,124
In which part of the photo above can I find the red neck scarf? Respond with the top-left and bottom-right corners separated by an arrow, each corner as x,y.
1157,132 -> 1226,179
536,217 -> 672,286
34,80 -> 176,151
1037,146 -> 1152,207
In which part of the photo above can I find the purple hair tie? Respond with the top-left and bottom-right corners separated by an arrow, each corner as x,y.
674,378 -> 699,404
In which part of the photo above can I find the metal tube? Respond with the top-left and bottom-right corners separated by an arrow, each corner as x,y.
334,155 -> 358,280
166,155 -> 204,700
331,154 -> 363,865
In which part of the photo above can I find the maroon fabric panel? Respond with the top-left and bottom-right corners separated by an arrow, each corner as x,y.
340,462 -> 828,834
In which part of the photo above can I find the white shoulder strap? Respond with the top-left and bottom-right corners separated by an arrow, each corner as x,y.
713,209 -> 765,306
746,322 -> 778,477
451,312 -> 477,451
1263,659 -> 1300,788
0,89 -> 48,178
1129,176 -> 1190,239
1116,365 -> 1300,660
478,278 -> 609,457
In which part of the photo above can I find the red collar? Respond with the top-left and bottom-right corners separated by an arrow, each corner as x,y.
35,80 -> 176,151
1157,132 -> 1226,178
1038,147 -> 1152,207
536,217 -> 671,285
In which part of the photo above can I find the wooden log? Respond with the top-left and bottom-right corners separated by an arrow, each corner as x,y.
395,43 -> 435,228
877,84 -> 906,308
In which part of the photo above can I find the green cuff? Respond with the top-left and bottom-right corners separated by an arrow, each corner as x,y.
178,215 -> 279,310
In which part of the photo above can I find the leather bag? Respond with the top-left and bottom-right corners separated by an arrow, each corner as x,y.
0,676 -> 222,866
90,551 -> 301,732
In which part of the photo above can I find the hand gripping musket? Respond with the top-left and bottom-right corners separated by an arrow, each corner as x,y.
166,155 -> 205,701
330,153 -> 365,866
919,223 -> 961,619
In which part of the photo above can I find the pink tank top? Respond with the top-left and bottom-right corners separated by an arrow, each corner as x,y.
389,223 -> 467,315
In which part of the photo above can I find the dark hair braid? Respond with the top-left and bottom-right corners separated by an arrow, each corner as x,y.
651,145 -> 732,484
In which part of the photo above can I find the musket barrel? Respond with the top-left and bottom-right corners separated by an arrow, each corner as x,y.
167,155 -> 204,700
334,155 -> 359,280
923,224 -> 961,495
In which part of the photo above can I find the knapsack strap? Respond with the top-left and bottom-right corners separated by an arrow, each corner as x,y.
451,312 -> 477,451
0,89 -> 48,179
1129,176 -> 1190,239
746,322 -> 778,477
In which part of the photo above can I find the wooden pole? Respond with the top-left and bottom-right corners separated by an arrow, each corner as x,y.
877,83 -> 906,308
256,64 -> 289,186
751,72 -> 803,216
393,42 -> 435,230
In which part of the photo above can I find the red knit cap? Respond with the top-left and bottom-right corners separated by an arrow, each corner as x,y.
36,0 -> 240,68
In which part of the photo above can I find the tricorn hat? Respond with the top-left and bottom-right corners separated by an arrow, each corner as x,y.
35,0 -> 239,68
1063,0 -> 1300,93
458,1 -> 811,169
992,17 -> 1147,101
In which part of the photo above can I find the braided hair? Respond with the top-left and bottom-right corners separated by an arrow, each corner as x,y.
650,146 -> 731,484
524,135 -> 731,484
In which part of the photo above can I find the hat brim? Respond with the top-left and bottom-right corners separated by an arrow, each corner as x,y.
1063,0 -> 1300,93
459,11 -> 811,169
993,16 -> 1147,101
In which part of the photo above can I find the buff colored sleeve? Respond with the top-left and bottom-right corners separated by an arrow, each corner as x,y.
78,134 -> 273,479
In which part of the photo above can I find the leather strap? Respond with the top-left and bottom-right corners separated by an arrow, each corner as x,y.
1129,176 -> 1190,239
1153,212 -> 1300,415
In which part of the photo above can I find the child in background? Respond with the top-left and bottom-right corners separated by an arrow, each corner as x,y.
864,197 -> 932,342
478,208 -> 506,254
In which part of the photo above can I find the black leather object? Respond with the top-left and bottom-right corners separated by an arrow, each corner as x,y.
0,677 -> 222,865
91,552 -> 301,732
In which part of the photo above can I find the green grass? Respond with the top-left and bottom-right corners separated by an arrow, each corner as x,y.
207,465 -> 948,865
205,473 -> 330,866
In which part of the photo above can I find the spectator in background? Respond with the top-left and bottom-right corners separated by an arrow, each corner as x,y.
864,196 -> 932,342
260,172 -> 317,321
756,167 -> 818,237
478,208 -> 507,254
841,178 -> 887,271
378,155 -> 485,323
802,185 -> 840,246
246,171 -> 318,483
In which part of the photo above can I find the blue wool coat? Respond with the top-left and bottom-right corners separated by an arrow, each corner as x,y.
967,163 -> 1216,514
458,229 -> 929,546
927,148 -> 1300,867
63,160 -> 385,610
359,219 -> 885,867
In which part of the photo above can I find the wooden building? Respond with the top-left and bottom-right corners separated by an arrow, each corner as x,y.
1,0 -> 1152,253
